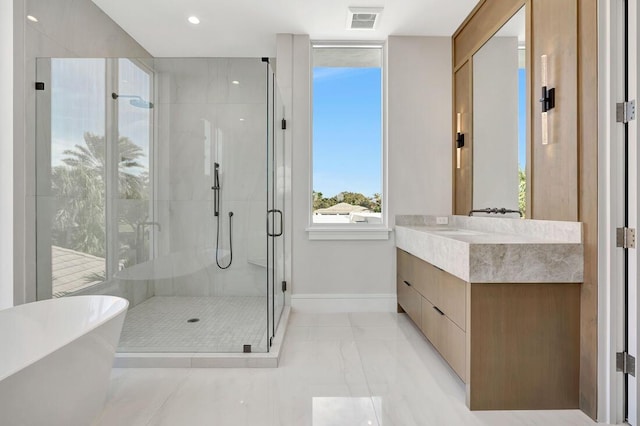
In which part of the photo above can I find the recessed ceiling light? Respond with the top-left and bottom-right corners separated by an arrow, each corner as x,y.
27,15 -> 38,22
188,16 -> 200,25
239,118 -> 245,122
232,80 -> 240,85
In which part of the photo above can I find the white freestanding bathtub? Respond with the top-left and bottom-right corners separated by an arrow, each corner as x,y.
0,295 -> 128,426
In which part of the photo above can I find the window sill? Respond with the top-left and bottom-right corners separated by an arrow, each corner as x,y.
306,227 -> 392,241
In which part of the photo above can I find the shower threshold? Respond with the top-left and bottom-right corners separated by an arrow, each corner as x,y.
114,305 -> 290,368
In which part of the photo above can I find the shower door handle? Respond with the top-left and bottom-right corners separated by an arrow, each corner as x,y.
267,209 -> 283,237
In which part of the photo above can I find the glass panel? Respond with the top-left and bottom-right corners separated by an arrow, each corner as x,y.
267,64 -> 275,344
36,57 -> 274,355
36,58 -> 107,299
274,81 -> 286,332
117,58 -> 269,353
115,59 -> 153,273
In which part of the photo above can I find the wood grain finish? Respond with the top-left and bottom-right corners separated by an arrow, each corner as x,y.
397,250 -> 421,324
452,0 -> 525,215
439,268 -> 467,330
467,283 -> 581,410
397,276 -> 421,324
453,0 -> 526,69
452,0 -> 598,417
399,248 -> 467,382
398,249 -> 581,406
399,249 -> 466,330
413,257 -> 440,307
397,248 -> 414,283
531,0 -> 579,221
454,61 -> 472,215
577,0 -> 598,418
421,296 -> 466,382
421,297 -> 444,352
443,315 -> 466,380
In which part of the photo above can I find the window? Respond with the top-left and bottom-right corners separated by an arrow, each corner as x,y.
36,58 -> 154,299
311,44 -> 385,233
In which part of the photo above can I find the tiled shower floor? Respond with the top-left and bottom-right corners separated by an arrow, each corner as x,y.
118,296 -> 269,353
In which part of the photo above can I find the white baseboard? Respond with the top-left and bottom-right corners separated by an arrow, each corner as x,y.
291,293 -> 397,313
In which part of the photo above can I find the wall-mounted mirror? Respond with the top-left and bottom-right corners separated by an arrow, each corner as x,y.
472,7 -> 526,217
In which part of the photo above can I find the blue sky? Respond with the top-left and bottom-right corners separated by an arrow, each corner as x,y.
50,58 -> 150,173
313,65 -> 525,198
313,67 -> 382,198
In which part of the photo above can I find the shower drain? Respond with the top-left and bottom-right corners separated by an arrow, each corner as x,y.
187,318 -> 200,323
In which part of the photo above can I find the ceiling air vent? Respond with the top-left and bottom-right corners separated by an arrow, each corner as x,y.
347,7 -> 383,30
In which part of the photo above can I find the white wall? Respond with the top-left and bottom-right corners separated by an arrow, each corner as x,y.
472,37 -> 520,210
13,0 -> 150,305
1,0 -> 14,309
388,36 -> 452,218
279,35 -> 451,312
153,58 -> 269,298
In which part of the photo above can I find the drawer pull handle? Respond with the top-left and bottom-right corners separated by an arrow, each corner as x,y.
403,280 -> 412,287
433,306 -> 445,316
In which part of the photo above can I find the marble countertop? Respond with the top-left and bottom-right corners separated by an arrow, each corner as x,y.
395,216 -> 583,284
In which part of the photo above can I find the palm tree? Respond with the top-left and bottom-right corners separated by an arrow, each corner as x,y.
51,132 -> 148,258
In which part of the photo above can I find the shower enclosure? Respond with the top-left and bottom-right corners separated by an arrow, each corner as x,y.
34,57 -> 286,354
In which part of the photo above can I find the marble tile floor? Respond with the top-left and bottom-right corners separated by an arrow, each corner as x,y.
96,312 -> 602,426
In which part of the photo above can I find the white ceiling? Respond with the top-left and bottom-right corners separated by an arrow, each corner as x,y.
91,0 -> 479,57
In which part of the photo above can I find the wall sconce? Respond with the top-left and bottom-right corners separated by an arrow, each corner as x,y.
456,112 -> 464,169
540,54 -> 555,145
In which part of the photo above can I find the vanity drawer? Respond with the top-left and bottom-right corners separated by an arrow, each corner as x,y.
421,296 -> 443,352
421,296 -> 466,382
438,271 -> 467,331
442,316 -> 466,381
397,276 -> 421,324
396,249 -> 414,283
412,257 -> 440,306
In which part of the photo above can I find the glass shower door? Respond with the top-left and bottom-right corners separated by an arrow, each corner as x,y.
36,57 -> 280,355
35,58 -> 108,300
35,58 -> 154,301
274,83 -> 286,334
266,65 -> 286,346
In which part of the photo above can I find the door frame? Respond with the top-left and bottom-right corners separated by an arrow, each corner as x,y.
598,0 -> 637,423
628,0 -> 639,422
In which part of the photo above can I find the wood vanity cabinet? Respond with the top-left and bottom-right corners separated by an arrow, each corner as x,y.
397,248 -> 466,380
396,248 -> 581,411
396,249 -> 421,324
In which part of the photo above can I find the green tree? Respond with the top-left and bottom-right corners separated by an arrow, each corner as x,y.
312,190 -> 382,212
51,132 -> 147,259
370,193 -> 382,213
337,192 -> 374,209
518,168 -> 526,218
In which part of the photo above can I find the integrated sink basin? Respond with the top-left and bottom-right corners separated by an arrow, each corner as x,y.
394,215 -> 584,283
431,228 -> 484,236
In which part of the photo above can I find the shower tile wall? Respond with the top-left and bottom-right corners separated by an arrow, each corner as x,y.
154,58 -> 268,298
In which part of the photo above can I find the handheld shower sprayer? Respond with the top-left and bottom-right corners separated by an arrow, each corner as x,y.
212,163 -> 221,217
211,162 -> 233,269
